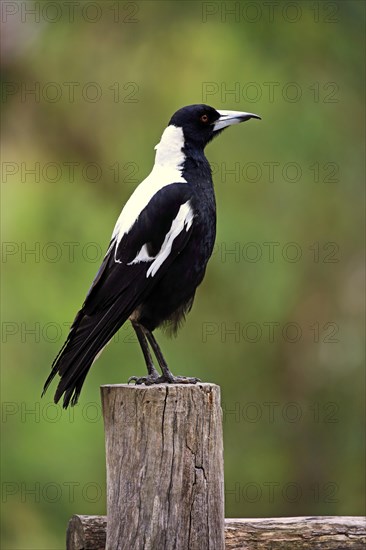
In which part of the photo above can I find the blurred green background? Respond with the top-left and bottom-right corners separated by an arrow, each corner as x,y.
1,1 -> 365,548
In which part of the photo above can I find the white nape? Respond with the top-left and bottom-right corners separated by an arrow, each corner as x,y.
111,125 -> 186,260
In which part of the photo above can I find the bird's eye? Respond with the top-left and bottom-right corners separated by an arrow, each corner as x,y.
200,114 -> 209,123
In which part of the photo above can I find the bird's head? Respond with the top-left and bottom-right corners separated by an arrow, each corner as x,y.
169,104 -> 261,149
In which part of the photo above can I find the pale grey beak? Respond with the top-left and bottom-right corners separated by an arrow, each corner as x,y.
213,109 -> 261,131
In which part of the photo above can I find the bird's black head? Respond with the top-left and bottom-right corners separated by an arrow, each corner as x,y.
169,104 -> 260,149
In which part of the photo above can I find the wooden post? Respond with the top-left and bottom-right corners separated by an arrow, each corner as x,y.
66,515 -> 366,549
100,383 -> 224,550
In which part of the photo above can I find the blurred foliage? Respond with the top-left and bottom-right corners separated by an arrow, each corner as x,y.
1,1 -> 365,548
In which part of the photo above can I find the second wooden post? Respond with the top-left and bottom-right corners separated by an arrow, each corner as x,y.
101,383 -> 224,550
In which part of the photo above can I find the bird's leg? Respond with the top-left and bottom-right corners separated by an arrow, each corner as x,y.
128,321 -> 160,385
144,329 -> 201,385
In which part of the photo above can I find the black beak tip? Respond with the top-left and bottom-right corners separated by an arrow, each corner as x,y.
239,113 -> 261,122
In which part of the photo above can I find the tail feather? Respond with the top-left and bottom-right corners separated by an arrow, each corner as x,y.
43,257 -> 155,408
43,300 -> 132,408
42,311 -> 84,397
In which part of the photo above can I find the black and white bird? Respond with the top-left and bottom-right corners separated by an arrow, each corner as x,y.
43,104 -> 260,408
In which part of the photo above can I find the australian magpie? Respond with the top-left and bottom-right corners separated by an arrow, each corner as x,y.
42,104 -> 260,408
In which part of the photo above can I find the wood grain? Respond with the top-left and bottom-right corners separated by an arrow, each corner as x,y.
100,383 -> 225,550
67,515 -> 366,549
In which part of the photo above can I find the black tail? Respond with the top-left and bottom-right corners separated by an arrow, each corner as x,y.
42,302 -> 129,408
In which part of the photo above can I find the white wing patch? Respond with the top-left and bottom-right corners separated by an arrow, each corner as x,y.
127,200 -> 194,277
147,201 -> 193,278
127,243 -> 153,265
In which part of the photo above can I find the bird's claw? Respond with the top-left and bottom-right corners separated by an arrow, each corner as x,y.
128,374 -> 201,385
128,373 -> 161,385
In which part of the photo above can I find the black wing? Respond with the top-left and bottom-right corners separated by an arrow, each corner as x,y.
43,183 -> 195,407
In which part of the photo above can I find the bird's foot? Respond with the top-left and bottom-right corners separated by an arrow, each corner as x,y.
128,374 -> 201,385
128,372 -> 161,385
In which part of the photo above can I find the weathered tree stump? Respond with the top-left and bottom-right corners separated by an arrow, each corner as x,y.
66,515 -> 366,549
66,383 -> 366,549
100,383 -> 224,550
